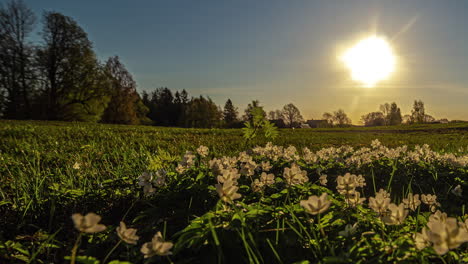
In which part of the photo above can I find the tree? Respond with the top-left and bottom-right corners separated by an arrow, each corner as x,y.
411,100 -> 425,124
268,109 -> 283,120
101,56 -> 140,124
145,87 -> 174,126
243,100 -> 266,122
36,12 -> 110,121
281,103 -> 304,128
223,99 -> 238,126
388,102 -> 402,125
332,109 -> 352,127
0,0 -> 36,119
322,112 -> 334,126
361,112 -> 385,126
185,96 -> 221,128
380,103 -> 391,124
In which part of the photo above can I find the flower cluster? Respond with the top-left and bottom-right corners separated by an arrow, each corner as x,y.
138,170 -> 167,196
414,210 -> 468,255
336,173 -> 366,207
300,193 -> 332,215
283,163 -> 308,186
176,151 -> 196,173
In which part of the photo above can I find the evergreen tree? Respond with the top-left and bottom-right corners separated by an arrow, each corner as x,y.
223,99 -> 238,127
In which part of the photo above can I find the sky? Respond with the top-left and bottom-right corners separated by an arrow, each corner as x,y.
22,0 -> 468,123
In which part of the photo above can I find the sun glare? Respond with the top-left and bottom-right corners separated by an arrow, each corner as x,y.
341,36 -> 396,87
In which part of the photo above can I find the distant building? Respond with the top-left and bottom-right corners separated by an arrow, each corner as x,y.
300,123 -> 311,128
305,120 -> 329,128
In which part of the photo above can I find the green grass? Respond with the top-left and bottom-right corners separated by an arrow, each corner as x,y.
0,120 -> 467,263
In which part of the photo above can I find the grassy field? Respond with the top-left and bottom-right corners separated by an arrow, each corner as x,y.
0,120 -> 467,263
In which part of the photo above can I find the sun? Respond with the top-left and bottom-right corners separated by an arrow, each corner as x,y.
341,36 -> 396,87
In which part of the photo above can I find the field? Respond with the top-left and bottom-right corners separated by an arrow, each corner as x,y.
0,120 -> 467,263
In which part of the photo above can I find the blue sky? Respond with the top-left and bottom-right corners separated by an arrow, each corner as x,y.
23,0 -> 468,122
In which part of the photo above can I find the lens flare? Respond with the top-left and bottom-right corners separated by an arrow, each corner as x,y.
341,36 -> 396,87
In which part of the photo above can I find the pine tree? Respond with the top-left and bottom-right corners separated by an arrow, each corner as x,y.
223,99 -> 238,126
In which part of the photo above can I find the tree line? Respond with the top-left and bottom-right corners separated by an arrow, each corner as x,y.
0,1 -> 455,128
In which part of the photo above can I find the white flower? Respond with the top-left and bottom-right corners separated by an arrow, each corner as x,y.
117,221 -> 139,244
217,168 -> 241,184
451,185 -> 462,197
300,193 -> 331,215
402,193 -> 421,211
336,173 -> 358,196
215,179 -> 242,203
73,162 -> 81,170
382,203 -> 408,225
72,213 -> 106,233
426,217 -> 468,255
368,192 -> 391,215
421,194 -> 438,205
376,188 -> 390,199
283,163 -> 308,186
414,227 -> 431,250
261,161 -> 272,171
319,174 -> 327,186
197,145 -> 209,157
346,192 -> 366,207
141,231 -> 173,258
338,223 -> 358,237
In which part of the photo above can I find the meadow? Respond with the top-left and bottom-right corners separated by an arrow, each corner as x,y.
0,120 -> 467,263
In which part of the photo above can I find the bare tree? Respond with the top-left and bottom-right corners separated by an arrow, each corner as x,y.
0,0 -> 36,118
281,103 -> 303,128
322,112 -> 334,126
332,109 -> 352,127
411,100 -> 425,124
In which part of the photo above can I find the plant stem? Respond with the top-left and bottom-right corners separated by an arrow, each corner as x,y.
102,240 -> 122,264
71,233 -> 82,264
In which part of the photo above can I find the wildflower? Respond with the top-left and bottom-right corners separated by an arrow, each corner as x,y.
371,139 -> 382,149
283,163 -> 308,186
421,194 -> 439,212
355,174 -> 366,188
252,172 -> 275,192
382,203 -> 408,225
300,193 -> 331,215
240,159 -> 257,176
217,168 -> 241,184
429,210 -> 447,223
72,213 -> 106,233
346,192 -> 366,207
215,179 -> 242,203
338,223 -> 358,237
261,161 -> 272,171
376,188 -> 390,199
319,174 -> 327,186
451,185 -> 462,197
414,227 -> 431,250
368,192 -> 391,215
176,151 -> 196,173
138,172 -> 156,196
73,162 -> 81,170
197,145 -> 209,157
141,231 -> 173,258
402,193 -> 421,211
426,217 -> 468,255
336,173 -> 358,197
421,194 -> 437,205
117,221 -> 139,245
153,169 -> 167,187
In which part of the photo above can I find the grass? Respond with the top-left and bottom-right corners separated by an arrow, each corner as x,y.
0,120 -> 467,263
